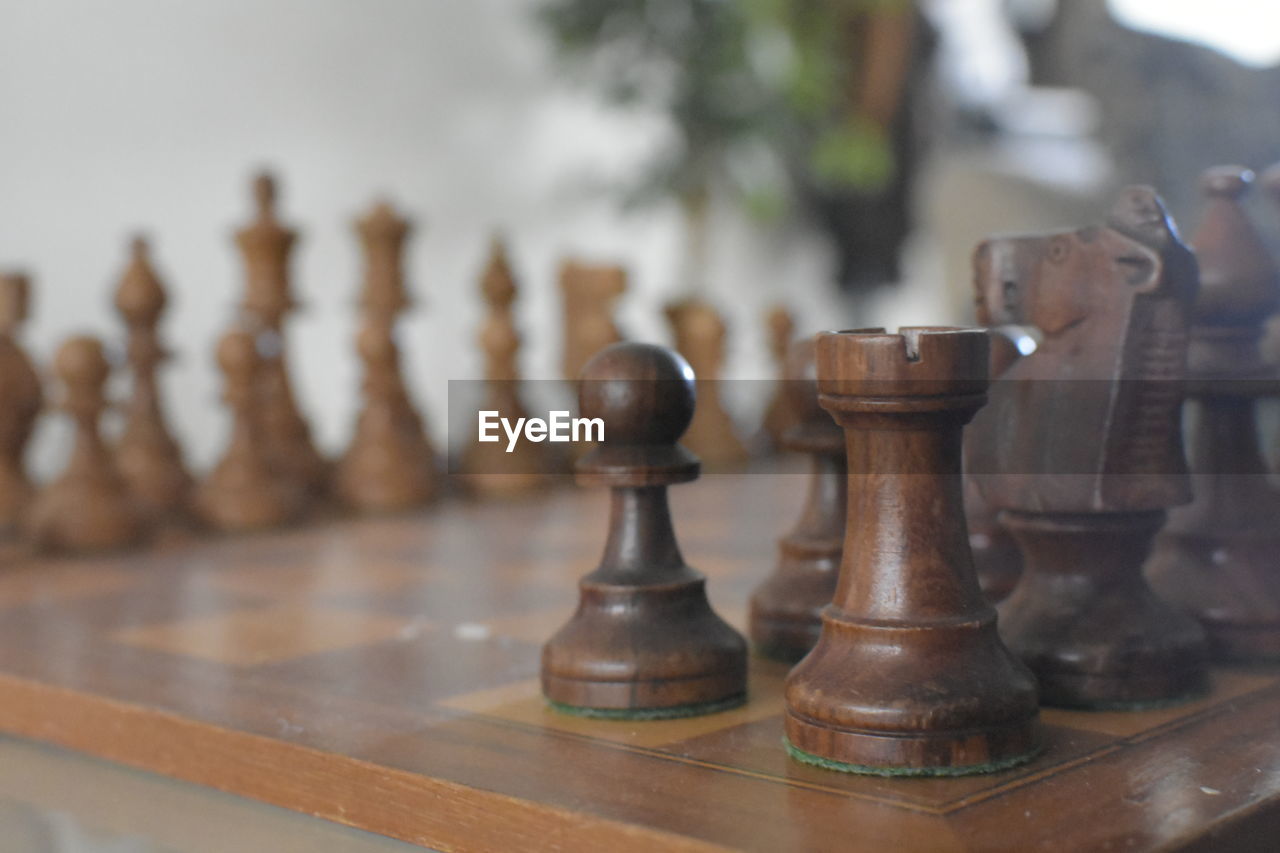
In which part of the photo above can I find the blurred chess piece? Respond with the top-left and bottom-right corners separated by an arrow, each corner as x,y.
113,236 -> 193,527
758,304 -> 797,452
0,273 -> 43,539
234,171 -> 327,507
459,238 -> 556,497
560,259 -> 625,384
335,201 -> 438,513
195,327 -> 299,532
665,298 -> 747,470
27,336 -> 147,554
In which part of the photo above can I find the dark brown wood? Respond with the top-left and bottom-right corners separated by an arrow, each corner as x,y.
785,327 -> 1040,774
234,172 -> 328,506
542,342 -> 747,715
758,304 -> 797,451
970,186 -> 1209,708
665,298 -> 748,470
26,336 -> 148,554
334,201 -> 438,513
1147,166 -> 1280,661
114,236 -> 195,528
749,337 -> 845,661
0,272 -> 42,540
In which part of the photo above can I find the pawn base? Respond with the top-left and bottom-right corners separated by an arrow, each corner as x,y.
783,737 -> 1040,778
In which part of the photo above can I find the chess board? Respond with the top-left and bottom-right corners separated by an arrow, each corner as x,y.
0,467 -> 1278,852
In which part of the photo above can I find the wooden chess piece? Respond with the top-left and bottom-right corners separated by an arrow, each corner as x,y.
758,305 -> 797,451
234,171 -> 327,505
195,328 -> 298,532
1256,163 -> 1280,456
26,336 -> 147,554
748,337 -> 845,661
0,273 -> 43,539
335,319 -> 437,512
664,298 -> 748,469
1147,167 -> 1280,661
560,259 -> 625,384
543,342 -> 748,717
335,201 -> 438,513
784,328 -> 1040,775
970,187 -> 1209,708
113,236 -> 193,526
459,238 -> 555,498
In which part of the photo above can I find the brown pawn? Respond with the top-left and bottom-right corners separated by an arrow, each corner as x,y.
26,337 -> 147,554
758,305 -> 798,452
970,187 -> 1208,708
559,259 -> 625,384
664,298 -> 748,469
334,319 -> 437,512
459,238 -> 555,498
234,172 -> 327,505
1147,167 -> 1280,660
113,237 -> 194,526
0,273 -> 43,538
748,338 -> 846,661
542,342 -> 747,718
195,329 -> 298,532
784,328 -> 1039,776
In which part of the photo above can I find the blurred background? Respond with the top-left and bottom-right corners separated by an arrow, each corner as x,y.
3,0 -> 1280,476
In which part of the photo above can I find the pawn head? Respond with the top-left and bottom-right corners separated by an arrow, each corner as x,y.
55,336 -> 109,388
579,342 -> 696,446
217,328 -> 261,377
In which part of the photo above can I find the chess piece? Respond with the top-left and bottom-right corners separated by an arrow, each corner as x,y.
785,328 -> 1039,776
664,298 -> 748,469
195,328 -> 298,532
459,238 -> 555,497
234,172 -> 327,505
1257,164 -> 1280,453
335,201 -> 437,513
749,338 -> 845,661
560,259 -> 625,384
26,336 -> 147,554
543,342 -> 748,717
113,237 -> 193,526
1147,167 -> 1280,661
0,273 -> 43,538
970,187 -> 1209,708
758,305 -> 797,451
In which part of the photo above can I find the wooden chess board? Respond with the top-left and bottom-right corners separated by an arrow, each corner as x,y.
0,468 -> 1278,852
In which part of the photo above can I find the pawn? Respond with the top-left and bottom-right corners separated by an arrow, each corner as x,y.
0,273 -> 43,539
195,329 -> 298,532
784,328 -> 1040,776
542,342 -> 747,718
26,336 -> 147,554
748,338 -> 846,661
334,319 -> 437,512
664,299 -> 748,469
114,237 -> 194,527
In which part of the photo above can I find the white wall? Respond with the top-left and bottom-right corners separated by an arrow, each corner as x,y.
0,0 -> 845,476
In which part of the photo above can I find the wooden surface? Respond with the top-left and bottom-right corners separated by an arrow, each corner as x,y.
0,465 -> 1278,850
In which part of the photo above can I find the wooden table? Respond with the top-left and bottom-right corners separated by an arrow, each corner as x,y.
0,467 -> 1277,851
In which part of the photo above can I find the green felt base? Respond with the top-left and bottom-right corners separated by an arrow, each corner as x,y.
783,738 -> 1042,778
546,693 -> 746,721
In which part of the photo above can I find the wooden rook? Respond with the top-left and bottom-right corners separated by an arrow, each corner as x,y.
334,201 -> 438,513
664,298 -> 748,469
459,239 -> 554,498
113,237 -> 193,527
559,259 -> 625,385
749,337 -> 846,661
1147,167 -> 1280,660
0,273 -> 42,539
784,327 -> 1040,776
758,304 -> 798,451
235,172 -> 327,505
195,328 -> 298,532
542,342 -> 747,718
970,186 -> 1209,708
26,336 -> 147,554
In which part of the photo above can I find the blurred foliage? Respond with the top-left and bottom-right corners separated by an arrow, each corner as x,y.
538,0 -> 909,221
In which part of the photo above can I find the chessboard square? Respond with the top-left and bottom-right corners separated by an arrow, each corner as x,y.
205,560 -> 420,602
110,605 -> 426,667
0,564 -> 136,610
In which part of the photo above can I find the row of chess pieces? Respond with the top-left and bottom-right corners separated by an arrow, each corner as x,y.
541,164 -> 1280,778
0,171 -> 806,554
